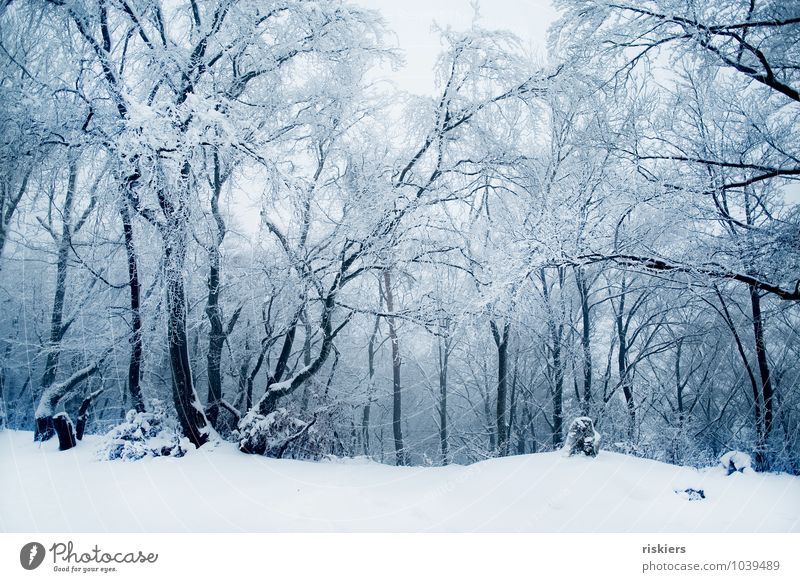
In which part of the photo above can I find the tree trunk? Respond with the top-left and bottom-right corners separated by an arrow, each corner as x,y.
119,200 -> 145,413
714,287 -> 765,465
541,269 -> 565,448
615,277 -> 635,442
75,388 -> 104,441
749,285 -> 774,467
165,253 -> 209,447
575,267 -> 593,415
246,275 -> 346,428
205,246 -> 224,429
0,168 -> 31,276
299,309 -> 313,413
507,354 -> 519,453
481,364 -> 496,453
205,152 -> 228,430
490,320 -> 509,456
363,312 -> 380,456
675,339 -> 684,430
157,158 -> 210,448
437,320 -> 450,465
53,413 -> 76,451
551,330 -> 564,448
35,361 -> 102,441
35,162 -> 77,441
40,164 -> 77,394
383,270 -> 405,466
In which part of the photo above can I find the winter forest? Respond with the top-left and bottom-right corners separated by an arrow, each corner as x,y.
1,0 -> 799,498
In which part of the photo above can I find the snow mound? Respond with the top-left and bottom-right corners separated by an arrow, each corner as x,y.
1,430 -> 797,532
563,416 -> 601,457
236,408 -> 326,459
95,407 -> 189,461
675,488 -> 705,501
720,451 -> 753,475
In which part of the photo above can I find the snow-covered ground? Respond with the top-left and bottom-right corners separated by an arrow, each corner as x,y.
1,430 -> 797,532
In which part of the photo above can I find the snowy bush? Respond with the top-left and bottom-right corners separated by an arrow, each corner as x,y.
720,451 -> 753,475
675,488 -> 705,501
236,408 -> 329,460
96,403 -> 188,461
563,417 -> 601,457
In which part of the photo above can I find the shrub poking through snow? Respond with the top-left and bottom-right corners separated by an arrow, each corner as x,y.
236,408 -> 328,459
564,416 -> 601,457
720,451 -> 753,475
96,403 -> 188,461
675,488 -> 705,501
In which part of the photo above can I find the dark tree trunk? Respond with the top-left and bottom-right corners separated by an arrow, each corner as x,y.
35,162 -> 78,441
165,256 -> 209,447
575,267 -> 593,416
119,200 -> 145,413
516,405 -> 531,455
247,241 -> 356,425
490,320 -> 510,456
205,152 -> 228,430
157,159 -> 210,448
34,361 -> 101,443
205,252 -> 224,428
75,388 -> 104,441
53,413 -> 76,451
40,165 -> 77,396
541,269 -> 565,448
551,331 -> 564,448
257,316 -> 299,416
299,309 -> 313,413
0,168 -> 30,275
675,340 -> 684,430
714,287 -> 765,465
615,277 -> 635,442
383,270 -> 405,466
363,313 -> 380,456
749,285 -> 774,465
437,319 -> 451,465
507,355 -> 519,452
482,366 -> 496,452
673,339 -> 685,464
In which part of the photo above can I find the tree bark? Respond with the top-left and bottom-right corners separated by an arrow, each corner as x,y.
615,276 -> 636,442
575,267 -> 593,415
714,287 -> 765,464
749,285 -> 774,466
165,248 -> 209,447
247,269 -> 351,426
551,331 -> 564,448
383,270 -> 405,466
205,152 -> 228,430
490,319 -> 510,456
34,162 -> 78,441
52,413 -> 76,451
75,388 -> 104,441
40,163 -> 77,395
437,319 -> 451,464
541,269 -> 565,448
0,168 -> 31,276
159,165 -> 210,448
34,361 -> 102,441
119,200 -> 145,413
363,312 -> 380,456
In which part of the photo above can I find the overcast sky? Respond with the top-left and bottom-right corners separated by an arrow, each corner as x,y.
356,0 -> 558,95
